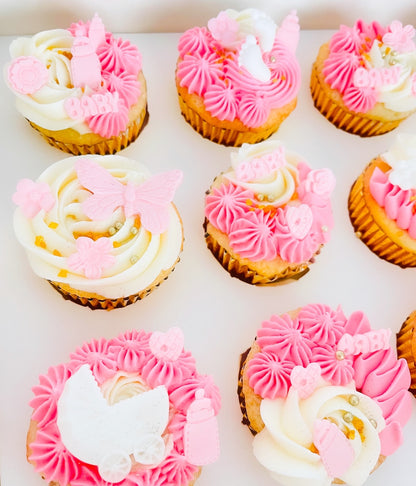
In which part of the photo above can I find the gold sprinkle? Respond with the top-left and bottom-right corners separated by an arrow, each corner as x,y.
347,429 -> 356,440
113,241 -> 121,248
48,222 -> 58,229
58,269 -> 68,278
52,249 -> 62,257
35,236 -> 46,249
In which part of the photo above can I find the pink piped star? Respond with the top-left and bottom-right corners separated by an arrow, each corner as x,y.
383,20 -> 416,53
67,237 -> 115,279
13,178 -> 55,218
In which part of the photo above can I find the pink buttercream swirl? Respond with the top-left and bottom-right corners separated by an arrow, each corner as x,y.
86,95 -> 129,137
228,209 -> 278,261
329,24 -> 362,54
178,26 -> 217,57
102,71 -> 141,108
169,375 -> 221,415
297,304 -> 346,346
177,52 -> 224,97
71,467 -> 141,486
369,166 -> 416,238
205,182 -> 254,234
203,81 -> 240,121
108,329 -> 151,373
257,313 -> 314,366
312,344 -> 355,386
151,449 -> 200,486
247,351 -> 294,399
97,34 -> 142,76
323,51 -> 361,95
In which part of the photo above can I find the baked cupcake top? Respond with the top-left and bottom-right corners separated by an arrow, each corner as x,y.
205,140 -> 335,264
322,19 -> 416,113
176,9 -> 301,128
242,304 -> 412,486
12,155 -> 183,299
5,14 -> 145,138
27,327 -> 221,485
369,133 -> 416,237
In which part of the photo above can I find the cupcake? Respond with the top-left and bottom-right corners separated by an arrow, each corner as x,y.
310,19 -> 416,136
397,310 -> 416,396
12,154 -> 183,309
27,327 -> 221,485
175,9 -> 301,146
348,133 -> 416,267
5,14 -> 148,155
204,140 -> 336,284
238,304 -> 412,485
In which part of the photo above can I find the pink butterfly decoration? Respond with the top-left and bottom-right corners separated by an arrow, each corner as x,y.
13,178 -> 55,218
149,327 -> 184,361
75,159 -> 183,234
67,236 -> 115,279
290,363 -> 321,399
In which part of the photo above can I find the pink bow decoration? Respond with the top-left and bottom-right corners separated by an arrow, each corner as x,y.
13,179 -> 55,218
75,159 -> 183,234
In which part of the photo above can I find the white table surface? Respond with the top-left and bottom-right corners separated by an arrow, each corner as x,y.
1,31 -> 416,486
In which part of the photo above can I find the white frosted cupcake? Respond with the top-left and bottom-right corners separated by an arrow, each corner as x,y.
12,155 -> 183,309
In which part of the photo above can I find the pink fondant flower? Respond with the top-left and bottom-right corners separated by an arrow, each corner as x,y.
312,344 -> 354,386
29,423 -> 80,486
247,351 -> 294,399
383,20 -> 416,53
229,209 -> 278,261
8,56 -> 49,95
67,20 -> 90,37
69,338 -> 117,384
207,11 -> 240,49
13,178 -> 55,218
302,169 -> 336,200
290,363 -> 321,399
205,182 -> 254,234
258,313 -> 314,366
30,364 -> 72,428
298,304 -> 346,346
108,329 -> 151,373
67,237 -> 115,279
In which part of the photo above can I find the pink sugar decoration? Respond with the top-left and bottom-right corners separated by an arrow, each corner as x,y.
149,328 -> 185,361
290,363 -> 321,399
8,56 -> 48,95
285,204 -> 313,240
207,11 -> 240,49
67,236 -> 115,279
383,20 -> 416,53
13,178 -> 55,218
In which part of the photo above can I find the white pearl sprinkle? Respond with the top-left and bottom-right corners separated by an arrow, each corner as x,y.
115,222 -> 123,230
130,227 -> 138,235
336,350 -> 345,360
130,255 -> 139,264
108,226 -> 116,236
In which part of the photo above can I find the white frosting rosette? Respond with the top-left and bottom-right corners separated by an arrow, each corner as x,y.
381,133 -> 416,190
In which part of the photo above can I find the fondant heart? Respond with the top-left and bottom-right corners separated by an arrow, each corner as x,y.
286,204 -> 313,240
149,327 -> 184,361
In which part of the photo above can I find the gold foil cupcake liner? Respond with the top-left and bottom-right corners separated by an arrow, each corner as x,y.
28,108 -> 149,156
348,175 -> 416,267
178,93 -> 278,147
397,311 -> 416,395
205,228 -> 310,285
310,63 -> 403,137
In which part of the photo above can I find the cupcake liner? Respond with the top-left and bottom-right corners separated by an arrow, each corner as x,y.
178,93 -> 279,147
397,311 -> 416,395
348,174 -> 416,267
48,260 -> 178,311
310,63 -> 404,137
204,226 -> 310,285
237,348 -> 258,436
28,108 -> 149,156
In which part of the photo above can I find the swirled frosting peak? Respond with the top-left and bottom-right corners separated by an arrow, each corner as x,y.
245,304 -> 412,486
13,155 -> 183,299
177,9 -> 301,127
205,141 -> 335,263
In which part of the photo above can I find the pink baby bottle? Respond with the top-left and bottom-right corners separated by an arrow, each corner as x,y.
70,36 -> 102,91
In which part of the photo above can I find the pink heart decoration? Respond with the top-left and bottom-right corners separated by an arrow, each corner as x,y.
286,204 -> 313,240
149,327 -> 184,361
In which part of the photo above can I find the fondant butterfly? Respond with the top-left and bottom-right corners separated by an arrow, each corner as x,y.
75,159 -> 183,234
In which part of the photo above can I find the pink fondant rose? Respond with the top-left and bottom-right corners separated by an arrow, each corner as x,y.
67,237 -> 115,279
303,169 -> 336,199
8,56 -> 49,94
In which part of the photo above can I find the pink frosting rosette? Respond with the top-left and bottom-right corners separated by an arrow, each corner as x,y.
28,329 -> 221,486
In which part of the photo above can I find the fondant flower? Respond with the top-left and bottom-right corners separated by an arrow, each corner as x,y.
13,178 -> 55,218
290,363 -> 321,399
312,344 -> 354,386
258,313 -> 314,366
205,182 -> 254,234
247,351 -> 294,399
297,303 -> 346,346
8,56 -> 49,95
108,330 -> 151,373
207,11 -> 240,49
30,364 -> 72,428
383,20 -> 416,53
69,338 -> 118,384
67,237 -> 115,279
301,169 -> 336,200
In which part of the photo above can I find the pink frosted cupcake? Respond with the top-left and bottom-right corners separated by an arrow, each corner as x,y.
238,304 -> 413,485
26,327 -> 221,486
5,14 -> 148,155
176,9 -> 301,146
204,140 -> 336,284
311,19 -> 416,136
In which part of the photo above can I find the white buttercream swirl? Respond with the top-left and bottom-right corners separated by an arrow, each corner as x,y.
382,133 -> 416,189
13,155 -> 183,299
365,41 -> 416,112
253,384 -> 384,486
225,140 -> 300,206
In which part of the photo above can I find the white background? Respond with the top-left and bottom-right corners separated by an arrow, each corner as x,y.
1,6 -> 416,486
